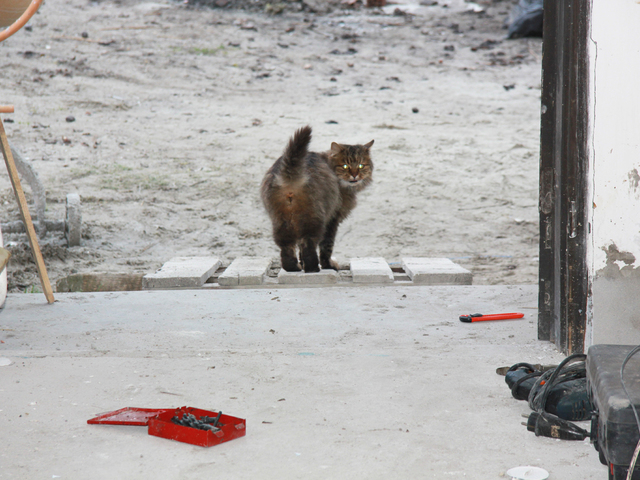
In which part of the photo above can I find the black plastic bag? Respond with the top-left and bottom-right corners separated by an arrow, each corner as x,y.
507,0 -> 543,39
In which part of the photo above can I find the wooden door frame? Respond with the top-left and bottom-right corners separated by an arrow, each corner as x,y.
538,0 -> 591,354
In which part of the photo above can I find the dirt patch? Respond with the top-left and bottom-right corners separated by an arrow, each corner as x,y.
1,0 -> 542,292
188,0 -> 347,14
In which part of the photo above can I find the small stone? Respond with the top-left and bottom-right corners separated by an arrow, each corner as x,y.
65,116 -> 76,123
412,107 -> 419,113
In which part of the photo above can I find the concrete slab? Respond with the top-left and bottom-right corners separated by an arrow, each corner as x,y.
278,269 -> 338,285
142,257 -> 221,289
402,257 -> 473,285
217,256 -> 272,286
350,257 -> 394,283
0,285 -> 605,479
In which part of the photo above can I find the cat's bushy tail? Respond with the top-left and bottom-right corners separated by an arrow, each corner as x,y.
281,125 -> 312,175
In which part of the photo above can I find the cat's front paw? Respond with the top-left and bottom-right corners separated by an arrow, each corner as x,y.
303,263 -> 321,273
281,260 -> 302,272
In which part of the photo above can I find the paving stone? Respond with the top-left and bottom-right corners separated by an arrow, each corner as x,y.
218,257 -> 272,286
401,257 -> 472,285
350,257 -> 394,283
142,257 -> 221,289
58,273 -> 143,292
278,269 -> 338,285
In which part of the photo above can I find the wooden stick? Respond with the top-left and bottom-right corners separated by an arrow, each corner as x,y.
0,246 -> 9,273
0,106 -> 15,114
0,117 -> 55,303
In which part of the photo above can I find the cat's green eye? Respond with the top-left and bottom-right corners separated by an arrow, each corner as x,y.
343,164 -> 348,169
358,164 -> 363,169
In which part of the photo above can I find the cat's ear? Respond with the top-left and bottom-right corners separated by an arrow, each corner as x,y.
363,140 -> 374,150
330,142 -> 342,154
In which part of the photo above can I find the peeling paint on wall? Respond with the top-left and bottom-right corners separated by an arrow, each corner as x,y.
597,243 -> 640,279
589,1 -> 640,274
588,0 -> 640,346
629,168 -> 640,193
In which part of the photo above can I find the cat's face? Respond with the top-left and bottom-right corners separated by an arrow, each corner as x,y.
330,140 -> 374,189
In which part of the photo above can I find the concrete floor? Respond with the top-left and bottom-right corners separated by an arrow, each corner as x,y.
0,285 -> 605,479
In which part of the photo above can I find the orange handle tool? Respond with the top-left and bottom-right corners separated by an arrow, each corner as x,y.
459,312 -> 524,323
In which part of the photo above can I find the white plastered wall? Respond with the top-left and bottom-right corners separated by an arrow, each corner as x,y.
587,0 -> 640,345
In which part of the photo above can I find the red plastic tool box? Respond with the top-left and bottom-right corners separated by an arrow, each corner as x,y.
87,406 -> 246,447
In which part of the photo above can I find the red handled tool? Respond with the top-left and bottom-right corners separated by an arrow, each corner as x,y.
459,312 -> 524,323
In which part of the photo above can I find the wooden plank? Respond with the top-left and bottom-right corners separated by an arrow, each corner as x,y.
538,0 -> 560,343
538,1 -> 590,354
563,0 -> 590,355
0,117 -> 55,303
0,246 -> 9,273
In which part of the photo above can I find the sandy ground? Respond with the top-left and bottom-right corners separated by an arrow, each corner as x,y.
0,0 -> 542,292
